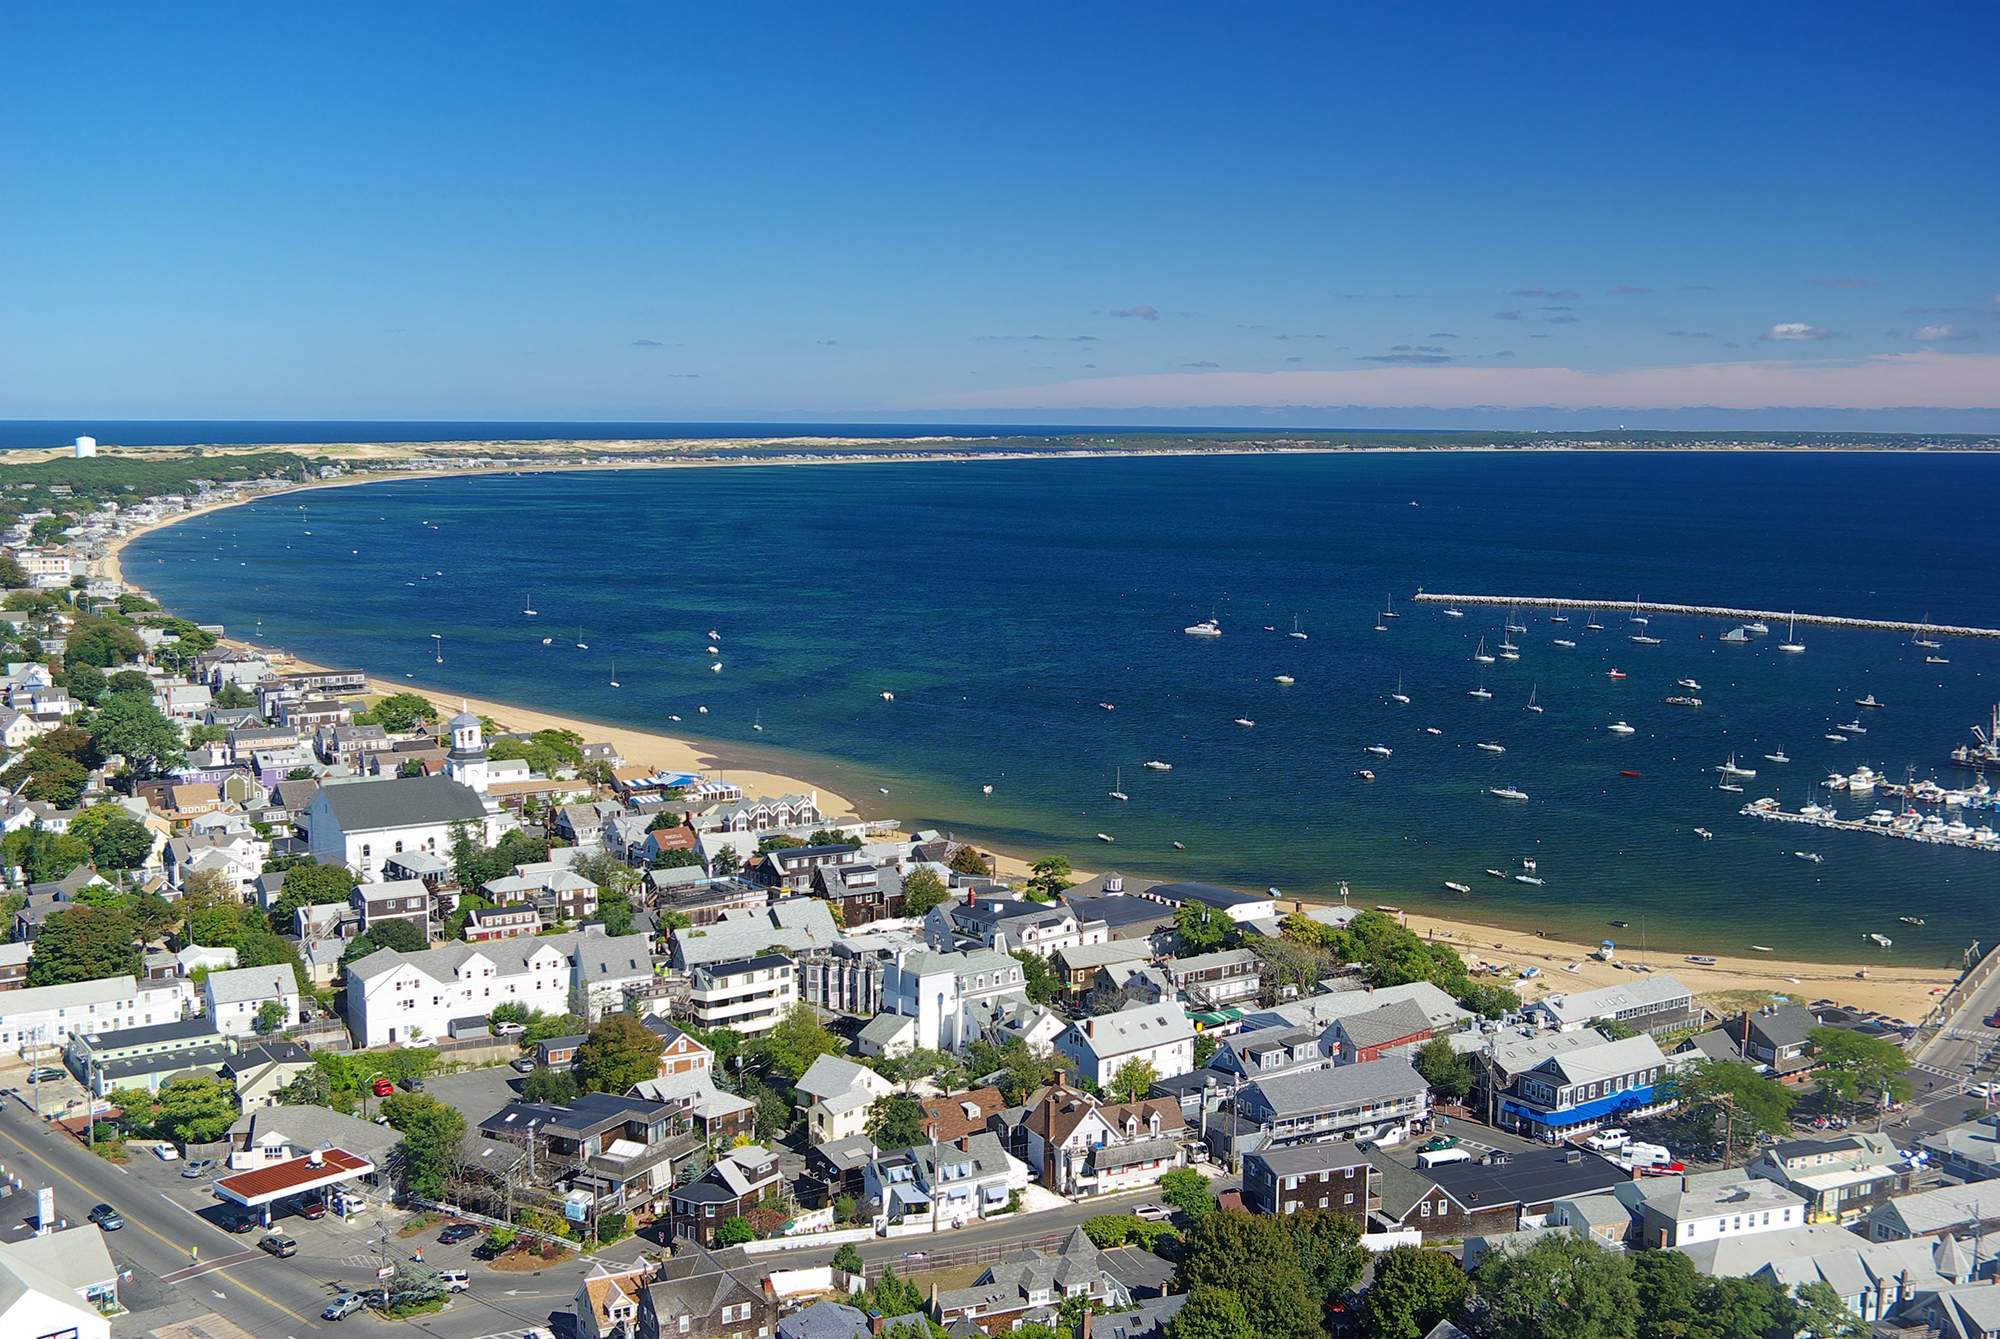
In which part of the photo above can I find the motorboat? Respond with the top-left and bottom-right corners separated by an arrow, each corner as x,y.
1490,786 -> 1529,800
707,644 -> 719,653
1184,618 -> 1222,637
1694,827 -> 1713,839
982,784 -> 993,794
1469,686 -> 1494,699
1630,634 -> 1661,645
1900,916 -> 1926,925
1686,955 -> 1718,965
1746,622 -> 1769,636
668,714 -> 681,721
1425,726 -> 1443,735
1665,696 -> 1703,707
1096,833 -> 1115,843
1609,721 -> 1636,734
1354,769 -> 1375,781
1720,627 -> 1751,643
711,662 -> 723,672
1717,755 -> 1757,777
1515,875 -> 1545,886
1274,675 -> 1295,685
1474,637 -> 1495,664
1099,702 -> 1115,710
1173,841 -> 1187,849
1621,770 -> 1642,777
1553,638 -> 1576,648
1445,608 -> 1464,618
1795,851 -> 1823,863
1522,858 -> 1537,871
1144,760 -> 1173,771
1678,678 -> 1701,690
1928,655 -> 1950,664
709,630 -> 721,640
1765,750 -> 1790,763
1444,881 -> 1471,894
1856,694 -> 1883,709
1486,868 -> 1508,878
1848,765 -> 1879,791
1476,741 -> 1506,753
1233,718 -> 1255,727
1366,745 -> 1394,757
1751,946 -> 1774,953
882,691 -> 895,701
1606,668 -> 1627,679
1825,733 -> 1847,742
1867,933 -> 1892,948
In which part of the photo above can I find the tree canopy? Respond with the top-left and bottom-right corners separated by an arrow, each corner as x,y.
1469,1233 -> 1637,1339
1173,1209 -> 1319,1339
1358,1246 -> 1471,1339
92,692 -> 185,774
574,1014 -> 666,1094
1169,1287 -> 1254,1339
1661,1058 -> 1796,1148
1808,1026 -> 1913,1110
865,1093 -> 926,1149
900,866 -> 950,918
380,1092 -> 467,1199
27,904 -> 140,985
1110,1058 -> 1160,1103
759,1003 -> 842,1081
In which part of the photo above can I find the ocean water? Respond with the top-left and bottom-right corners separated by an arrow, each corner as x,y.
126,451 -> 2000,963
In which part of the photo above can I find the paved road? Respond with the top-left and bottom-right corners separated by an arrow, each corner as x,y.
1916,951 -> 2000,1082
0,1096 -> 580,1339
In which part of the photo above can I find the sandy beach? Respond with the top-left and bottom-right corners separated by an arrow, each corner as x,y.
91,462 -> 1962,1021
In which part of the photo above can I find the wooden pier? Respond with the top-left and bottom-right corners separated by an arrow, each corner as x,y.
1409,594 -> 2000,640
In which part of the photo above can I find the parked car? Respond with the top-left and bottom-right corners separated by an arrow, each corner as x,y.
182,1158 -> 218,1178
87,1203 -> 123,1231
399,1076 -> 425,1092
1131,1204 -> 1172,1222
259,1234 -> 298,1258
1985,1013 -> 2000,1029
1421,1136 -> 1460,1152
493,1021 -> 526,1037
28,1067 -> 65,1083
323,1293 -> 367,1321
290,1197 -> 328,1220
438,1223 -> 480,1245
510,1058 -> 537,1074
470,1239 -> 503,1261
371,1077 -> 396,1097
1584,1128 -> 1631,1152
438,1270 -> 471,1293
222,1212 -> 259,1233
153,1144 -> 180,1162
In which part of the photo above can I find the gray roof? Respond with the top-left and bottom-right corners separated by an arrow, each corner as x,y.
670,899 -> 840,967
1244,981 -> 1471,1033
780,1301 -> 928,1339
796,1054 -> 882,1102
205,963 -> 297,1005
572,933 -> 655,984
316,775 -> 489,833
230,1104 -> 399,1162
1334,998 -> 1435,1048
859,1013 -> 918,1045
346,930 -> 577,985
1240,1057 -> 1428,1120
1532,974 -> 1694,1025
1247,1142 -> 1374,1176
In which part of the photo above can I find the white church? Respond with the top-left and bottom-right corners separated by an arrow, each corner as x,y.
300,705 -> 511,881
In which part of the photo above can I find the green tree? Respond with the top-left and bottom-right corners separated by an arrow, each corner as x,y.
1,749 -> 90,807
155,1074 -> 239,1144
1358,1246 -> 1471,1339
379,1093 -> 467,1199
1662,1059 -> 1796,1148
831,1242 -> 865,1274
521,1066 -> 580,1104
1168,1287 -> 1254,1339
0,555 -> 25,589
1175,899 -> 1230,953
1457,980 -> 1524,1020
1160,1167 -> 1215,1219
1630,1244 -> 1701,1338
1281,1209 -> 1368,1309
212,683 -> 253,708
1174,1209 -> 1319,1339
1808,1026 -> 1914,1110
1012,949 -> 1060,1006
869,1266 -> 924,1321
1415,1037 -> 1474,1104
1110,1058 -> 1160,1103
65,622 -> 146,667
3,825 -> 94,881
1330,911 -> 1471,993
1028,855 -> 1074,899
760,1003 -> 840,1081
91,693 -> 185,774
89,814 -> 155,870
1194,1033 -> 1219,1068
106,670 -> 154,696
489,1001 -> 534,1025
948,845 -> 991,877
269,861 -> 357,935
574,1014 -> 666,1094
277,1067 -> 333,1108
522,1011 -> 590,1044
1787,1279 -> 1863,1338
63,663 -> 107,703
254,1000 -> 288,1034
865,1093 -> 927,1149
1699,1276 -> 1791,1339
715,1216 -> 755,1246
710,845 -> 742,876
1470,1233 -> 1637,1339
1280,912 -> 1341,947
341,918 -> 429,971
26,904 -> 139,985
384,1260 -> 448,1314
1083,1214 -> 1141,1247
363,692 -> 440,732
900,866 -> 950,918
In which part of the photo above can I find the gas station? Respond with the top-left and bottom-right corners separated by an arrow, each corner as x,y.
212,1147 -> 376,1227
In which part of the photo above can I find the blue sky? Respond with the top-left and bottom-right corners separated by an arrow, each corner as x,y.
2,2 -> 1996,425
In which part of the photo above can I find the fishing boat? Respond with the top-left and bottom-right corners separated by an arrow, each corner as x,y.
1391,676 -> 1410,704
1609,721 -> 1636,734
1765,750 -> 1790,763
1233,718 -> 1255,727
1290,616 -> 1308,640
1780,614 -> 1805,653
1678,678 -> 1701,690
1795,851 -> 1822,863
1468,685 -> 1493,699
1184,617 -> 1222,637
1274,675 -> 1295,684
1444,881 -> 1471,894
1686,955 -> 1718,965
1717,755 -> 1757,777
1525,686 -> 1543,713
1490,785 -> 1529,800
1606,668 -> 1627,679
1366,745 -> 1394,757
1553,638 -> 1576,647
1856,694 -> 1883,709
1476,741 -> 1506,753
1354,769 -> 1375,781
1746,621 -> 1769,636
522,591 -> 537,616
1474,637 -> 1495,664
1515,874 -> 1545,885
1110,769 -> 1129,801
1144,760 -> 1172,771
1841,720 -> 1866,734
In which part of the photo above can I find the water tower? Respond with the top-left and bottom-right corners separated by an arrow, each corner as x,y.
73,437 -> 96,458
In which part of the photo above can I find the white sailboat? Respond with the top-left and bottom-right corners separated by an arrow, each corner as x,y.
431,634 -> 443,664
1551,604 -> 1568,624
609,661 -> 620,688
1391,676 -> 1410,705
576,625 -> 589,650
522,591 -> 538,616
1780,613 -> 1805,653
1525,686 -> 1543,713
1382,593 -> 1400,619
1110,769 -> 1128,801
1474,637 -> 1495,664
1289,616 -> 1308,640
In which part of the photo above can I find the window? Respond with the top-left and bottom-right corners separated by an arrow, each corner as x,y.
1344,1193 -> 1354,1205
679,1319 -> 691,1335
1420,1202 -> 1431,1217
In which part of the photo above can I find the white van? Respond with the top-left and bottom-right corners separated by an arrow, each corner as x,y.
1417,1147 -> 1475,1169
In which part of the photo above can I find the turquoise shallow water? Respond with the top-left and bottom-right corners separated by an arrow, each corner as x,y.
127,451 -> 2000,963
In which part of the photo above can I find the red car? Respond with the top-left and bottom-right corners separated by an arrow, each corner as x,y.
1984,1013 -> 2000,1029
372,1078 -> 396,1097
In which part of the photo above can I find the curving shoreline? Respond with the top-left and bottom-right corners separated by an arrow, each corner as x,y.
100,458 -> 1961,1018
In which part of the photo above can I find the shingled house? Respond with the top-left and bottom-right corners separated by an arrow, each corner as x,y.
933,1228 -> 1132,1334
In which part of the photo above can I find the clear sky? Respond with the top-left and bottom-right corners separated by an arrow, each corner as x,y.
2,2 -> 1996,425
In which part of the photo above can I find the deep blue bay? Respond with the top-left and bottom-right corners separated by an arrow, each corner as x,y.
126,451 -> 2000,963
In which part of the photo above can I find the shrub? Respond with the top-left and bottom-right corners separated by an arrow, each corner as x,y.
1084,1214 -> 1141,1247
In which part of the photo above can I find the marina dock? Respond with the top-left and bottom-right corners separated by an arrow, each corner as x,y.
1739,798 -> 2000,851
1409,594 -> 2000,640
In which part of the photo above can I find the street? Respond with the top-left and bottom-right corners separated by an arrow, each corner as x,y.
0,1095 -> 581,1339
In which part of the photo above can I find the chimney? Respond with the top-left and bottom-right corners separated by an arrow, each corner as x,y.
1080,1311 -> 1093,1339
957,1137 -> 971,1152
869,1313 -> 884,1336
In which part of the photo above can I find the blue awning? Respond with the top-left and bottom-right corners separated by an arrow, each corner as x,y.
1501,1085 -> 1662,1128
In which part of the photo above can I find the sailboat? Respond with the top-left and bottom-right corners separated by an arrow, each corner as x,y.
1505,605 -> 1526,634
1914,614 -> 1942,650
1474,637 -> 1495,664
1382,594 -> 1400,619
752,710 -> 762,730
1780,613 -> 1805,653
609,661 -> 620,688
1586,609 -> 1605,630
1289,616 -> 1308,640
1110,769 -> 1129,801
523,592 -> 537,616
431,634 -> 443,664
576,625 -> 589,650
1525,686 -> 1544,713
1551,604 -> 1569,624
1391,676 -> 1410,705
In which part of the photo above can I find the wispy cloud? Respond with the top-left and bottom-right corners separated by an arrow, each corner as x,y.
631,339 -> 663,346
1360,352 -> 1454,365
1493,311 -> 1521,321
1665,330 -> 1712,338
1547,315 -> 1579,325
1808,278 -> 1879,289
910,351 -> 2000,412
1111,305 -> 1159,320
665,373 -> 700,379
1681,285 -> 1718,291
1505,287 -> 1578,299
1427,333 -> 1460,339
1286,356 -> 1303,363
1607,286 -> 1654,295
1764,323 -> 1839,341
817,340 -> 838,346
1183,360 -> 1219,368
1913,324 -> 1982,342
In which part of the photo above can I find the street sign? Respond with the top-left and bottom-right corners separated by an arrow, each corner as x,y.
376,1266 -> 395,1280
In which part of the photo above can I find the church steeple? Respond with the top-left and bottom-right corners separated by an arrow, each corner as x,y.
445,700 -> 489,793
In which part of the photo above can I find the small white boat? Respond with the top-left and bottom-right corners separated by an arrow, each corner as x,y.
1630,635 -> 1661,645
1490,786 -> 1529,800
1717,755 -> 1757,777
1096,833 -> 1115,843
1825,733 -> 1847,742
1099,702 -> 1115,711
1795,851 -> 1822,863
1856,694 -> 1883,709
1765,750 -> 1790,763
1185,617 -> 1222,637
1515,874 -> 1544,886
1720,627 -> 1751,643
1678,678 -> 1700,690
1476,741 -> 1506,753
880,787 -> 890,794
1391,676 -> 1410,705
1928,655 -> 1950,664
1867,933 -> 1892,948
1110,769 -> 1129,801
1173,841 -> 1186,849
709,630 -> 721,640
1289,616 -> 1308,640
1750,945 -> 1774,953
882,691 -> 894,701
1274,675 -> 1295,685
1694,827 -> 1713,839
541,637 -> 553,646
1780,614 -> 1805,653
1354,768 -> 1375,781
1608,721 -> 1636,734
698,706 -> 708,713
1525,686 -> 1543,713
1234,718 -> 1255,727
1522,858 -> 1537,871
1486,868 -> 1508,878
982,784 -> 992,794
1144,760 -> 1172,771
1425,726 -> 1443,735
711,662 -> 723,672
668,714 -> 681,721
1444,881 -> 1471,894
1445,607 -> 1464,618
1553,638 -> 1576,648
1366,745 -> 1394,757
1469,685 -> 1493,699
523,591 -> 537,616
